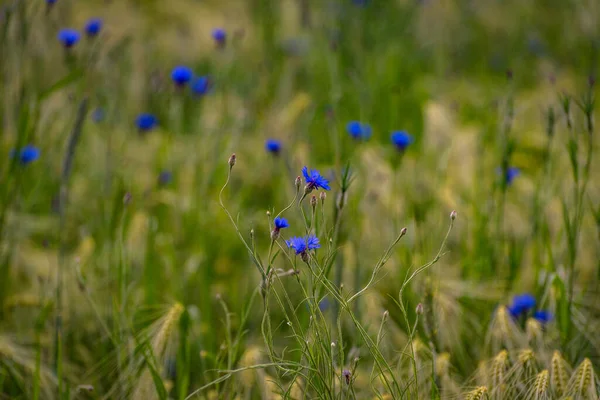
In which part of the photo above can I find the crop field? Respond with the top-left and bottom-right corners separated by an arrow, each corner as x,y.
0,0 -> 599,399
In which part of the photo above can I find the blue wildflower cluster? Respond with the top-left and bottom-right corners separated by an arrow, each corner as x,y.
391,130 -> 413,151
12,145 -> 40,165
265,139 -> 282,155
136,113 -> 158,132
212,28 -> 226,46
58,29 -> 81,48
302,166 -> 331,193
286,234 -> 320,261
85,18 -> 103,37
347,121 -> 371,141
507,293 -> 552,324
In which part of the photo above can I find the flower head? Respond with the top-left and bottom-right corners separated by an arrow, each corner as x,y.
171,66 -> 193,86
212,28 -> 226,44
274,217 -> 289,230
58,28 -> 81,48
84,18 -> 103,37
347,121 -> 371,140
286,234 -> 320,256
391,130 -> 413,151
135,113 -> 158,132
191,76 -> 210,95
302,166 -> 331,192
265,139 -> 282,154
158,170 -> 173,186
507,293 -> 536,317
506,167 -> 520,185
16,145 -> 40,165
92,107 -> 104,123
533,310 -> 552,324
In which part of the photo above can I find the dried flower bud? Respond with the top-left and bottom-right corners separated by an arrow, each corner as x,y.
400,227 -> 408,236
266,210 -> 271,217
270,230 -> 280,241
310,194 -> 317,209
123,192 -> 132,205
295,176 -> 302,191
416,303 -> 424,315
383,310 -> 389,318
228,153 -> 236,168
450,210 -> 457,220
342,369 -> 351,385
320,191 -> 326,204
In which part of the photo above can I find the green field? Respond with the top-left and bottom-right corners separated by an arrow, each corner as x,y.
1,0 -> 599,399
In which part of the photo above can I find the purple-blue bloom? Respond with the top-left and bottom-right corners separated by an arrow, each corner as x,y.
286,234 -> 321,255
135,113 -> 158,132
265,139 -> 282,154
15,145 -> 40,165
58,29 -> 81,48
391,131 -> 413,151
191,76 -> 210,95
92,108 -> 104,123
212,28 -> 226,43
84,18 -> 103,37
506,167 -> 520,185
274,217 -> 289,230
507,293 -> 536,317
158,170 -> 173,186
302,166 -> 331,191
533,310 -> 552,323
347,121 -> 371,140
171,66 -> 193,86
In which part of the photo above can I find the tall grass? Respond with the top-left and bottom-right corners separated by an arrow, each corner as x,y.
0,0 -> 599,399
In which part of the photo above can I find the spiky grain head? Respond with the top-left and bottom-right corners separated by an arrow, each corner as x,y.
532,369 -> 549,400
487,306 -> 525,354
131,303 -> 184,400
466,386 -> 488,400
567,358 -> 598,399
550,350 -> 570,397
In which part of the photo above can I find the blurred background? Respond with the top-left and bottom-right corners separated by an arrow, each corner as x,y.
0,0 -> 599,399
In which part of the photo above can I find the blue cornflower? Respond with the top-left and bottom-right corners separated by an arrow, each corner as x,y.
58,28 -> 81,48
271,216 -> 289,240
47,0 -> 57,4
506,167 -> 520,185
265,139 -> 282,154
191,76 -> 210,95
135,113 -> 158,132
319,297 -> 330,312
84,18 -> 103,37
212,28 -> 226,44
274,217 -> 289,230
507,294 -> 536,317
347,121 -> 371,140
92,107 -> 104,123
533,310 -> 552,324
286,235 -> 321,258
302,166 -> 331,192
391,130 -> 413,151
171,66 -> 193,86
15,145 -> 40,165
158,170 -> 173,186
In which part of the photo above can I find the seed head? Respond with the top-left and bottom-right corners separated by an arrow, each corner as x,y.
450,210 -> 457,220
228,153 -> 236,168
